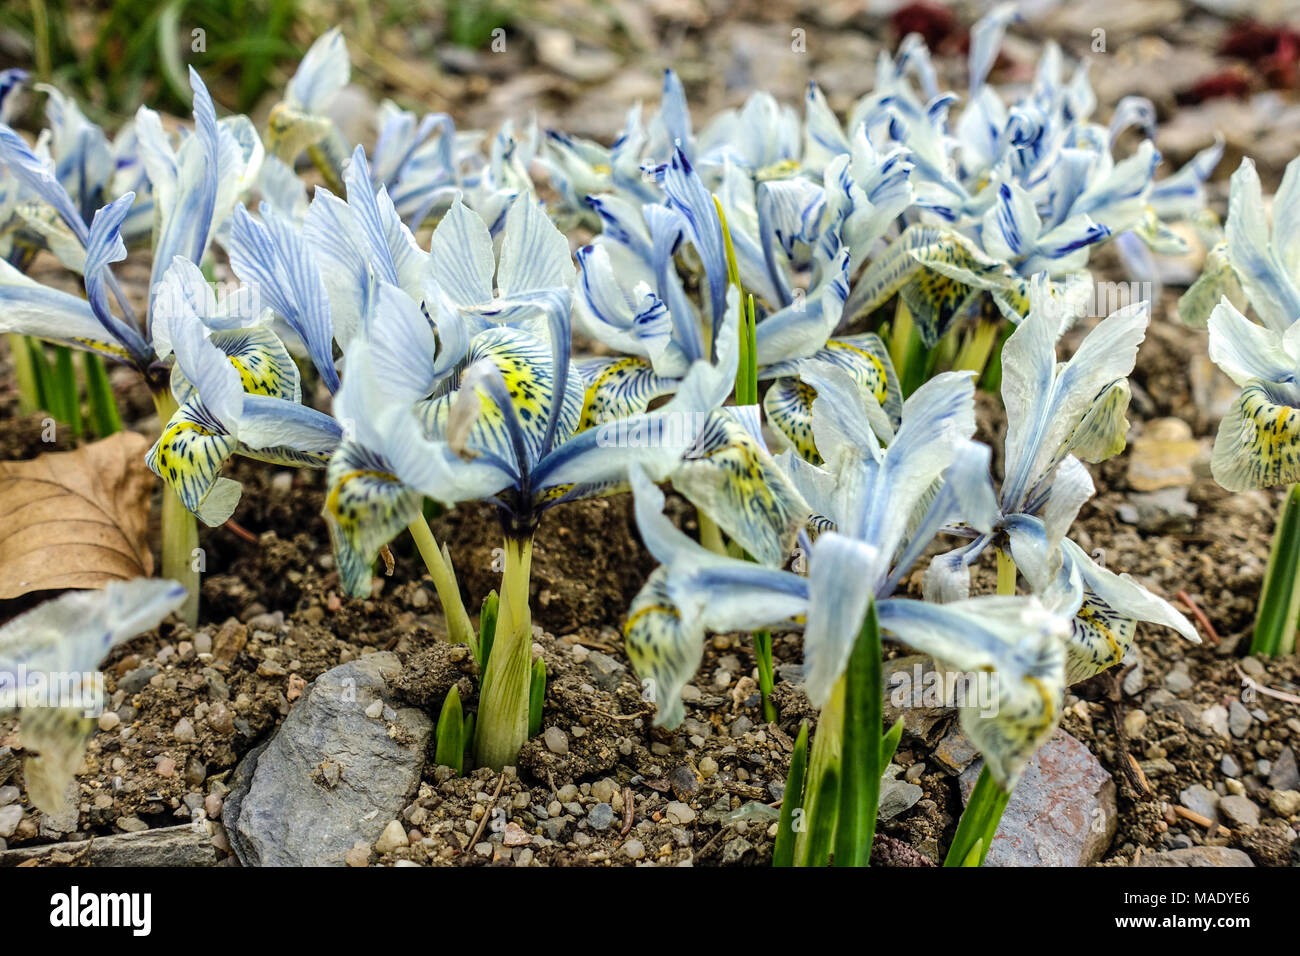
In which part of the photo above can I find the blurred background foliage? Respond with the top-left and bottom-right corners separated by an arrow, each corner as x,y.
0,0 -> 517,120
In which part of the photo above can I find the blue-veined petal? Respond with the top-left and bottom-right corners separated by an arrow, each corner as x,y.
574,356 -> 676,428
287,28 -> 349,113
427,194 -> 496,306
656,147 -> 728,332
148,69 -> 219,295
0,124 -> 87,245
1057,537 -> 1198,684
496,193 -> 575,295
1001,276 -> 1149,509
1211,378 -> 1300,491
228,203 -> 339,390
0,257 -> 131,363
875,594 -> 1067,789
1206,297 -> 1293,387
1226,158 -> 1300,333
81,193 -> 151,363
969,3 -> 1019,92
146,399 -> 242,526
982,181 -> 1041,260
803,531 -> 879,706
324,438 -> 424,597
573,243 -> 674,365
670,407 -> 811,567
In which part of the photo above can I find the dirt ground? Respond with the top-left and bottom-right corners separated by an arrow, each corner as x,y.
3,1 -> 1300,866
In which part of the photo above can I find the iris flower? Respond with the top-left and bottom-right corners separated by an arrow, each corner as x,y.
924,276 -> 1199,684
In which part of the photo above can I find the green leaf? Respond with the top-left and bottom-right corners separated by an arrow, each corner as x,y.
528,656 -> 546,737
881,717 -> 904,769
83,352 -> 122,438
834,598 -> 882,867
27,338 -> 54,414
435,685 -> 465,775
944,764 -> 1012,866
773,720 -> 808,868
478,590 -> 499,670
53,346 -> 82,438
961,839 -> 984,867
1252,484 -> 1300,656
803,764 -> 840,868
754,630 -> 776,723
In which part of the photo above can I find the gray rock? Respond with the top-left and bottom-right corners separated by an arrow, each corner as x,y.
883,655 -> 955,746
587,803 -> 616,830
1125,488 -> 1197,533
1270,747 -> 1300,791
958,730 -> 1116,867
0,786 -> 17,806
721,837 -> 754,864
1138,847 -> 1255,867
543,727 -> 569,755
583,651 -> 627,692
0,824 -> 218,866
1221,755 -> 1242,777
118,664 -> 160,695
878,778 -> 924,821
933,725 -> 980,774
0,804 -> 22,839
1164,663 -> 1193,695
1228,700 -> 1252,738
223,653 -> 431,867
1179,784 -> 1220,822
1200,704 -> 1230,738
1218,795 -> 1260,829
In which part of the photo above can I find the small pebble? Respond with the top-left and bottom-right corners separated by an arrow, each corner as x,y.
623,839 -> 645,860
544,727 -> 569,755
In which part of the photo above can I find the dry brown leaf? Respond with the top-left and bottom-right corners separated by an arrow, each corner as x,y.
0,431 -> 154,599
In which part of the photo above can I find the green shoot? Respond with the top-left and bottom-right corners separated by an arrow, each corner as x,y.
944,763 -> 1012,866
52,346 -> 82,438
754,630 -> 777,723
528,656 -> 546,738
8,335 -> 40,414
881,716 -> 904,769
83,352 -> 122,437
1251,484 -> 1300,655
478,589 -> 499,671
435,685 -> 465,775
475,537 -> 535,769
833,598 -> 883,867
773,720 -> 808,868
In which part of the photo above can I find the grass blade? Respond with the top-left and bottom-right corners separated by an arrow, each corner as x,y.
802,765 -> 839,868
478,589 -> 499,670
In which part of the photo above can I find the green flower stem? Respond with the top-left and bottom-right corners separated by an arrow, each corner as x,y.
698,511 -> 727,555
996,547 -> 1017,596
407,517 -> 476,649
944,764 -> 1012,866
9,335 -> 40,414
152,389 -> 200,627
475,536 -> 535,770
1251,484 -> 1300,656
953,317 -> 1001,380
